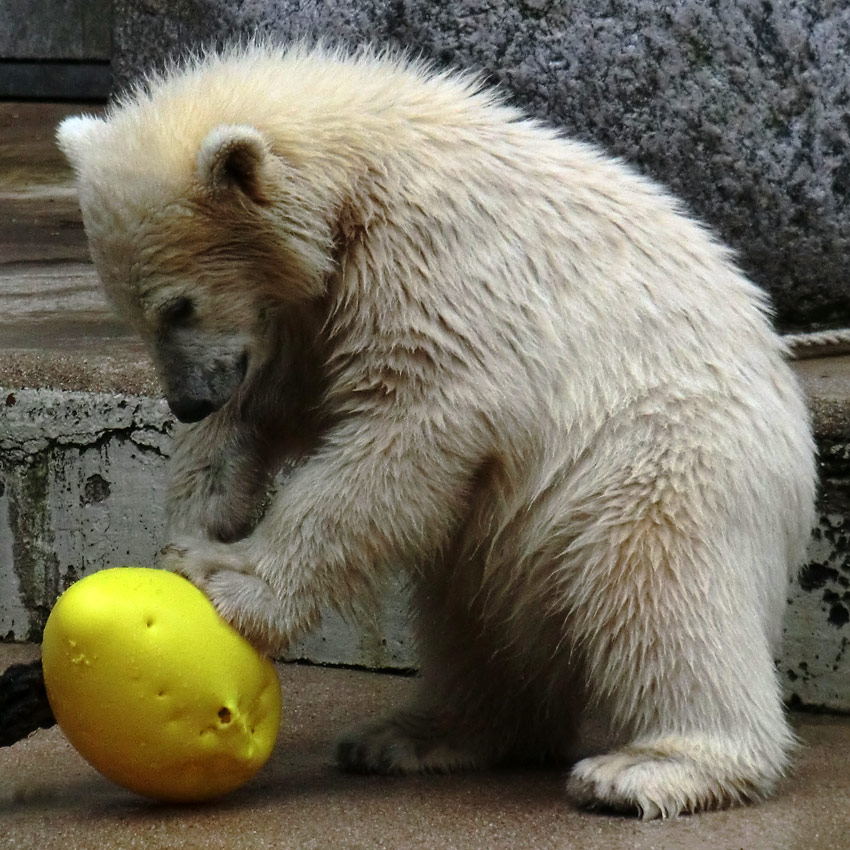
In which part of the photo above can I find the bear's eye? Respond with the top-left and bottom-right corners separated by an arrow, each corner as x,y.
160,296 -> 194,326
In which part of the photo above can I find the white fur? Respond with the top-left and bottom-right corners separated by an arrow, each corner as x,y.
58,43 -> 816,818
56,114 -> 105,160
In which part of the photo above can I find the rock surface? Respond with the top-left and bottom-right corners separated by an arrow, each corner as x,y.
112,0 -> 850,331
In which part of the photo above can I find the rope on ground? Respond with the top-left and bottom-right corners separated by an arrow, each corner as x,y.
0,659 -> 56,747
785,328 -> 850,360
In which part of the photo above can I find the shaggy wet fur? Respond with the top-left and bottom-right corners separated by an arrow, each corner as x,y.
58,43 -> 815,818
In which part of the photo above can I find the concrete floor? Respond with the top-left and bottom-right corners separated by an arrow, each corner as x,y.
1,644 -> 849,850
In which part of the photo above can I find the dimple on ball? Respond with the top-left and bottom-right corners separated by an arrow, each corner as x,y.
41,567 -> 282,803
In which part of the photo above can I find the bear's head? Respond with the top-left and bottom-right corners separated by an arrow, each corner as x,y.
57,114 -> 336,423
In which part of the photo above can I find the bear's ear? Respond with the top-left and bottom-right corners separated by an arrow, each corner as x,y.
197,125 -> 272,204
56,114 -> 106,166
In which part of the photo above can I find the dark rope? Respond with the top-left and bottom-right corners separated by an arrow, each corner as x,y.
0,659 -> 56,747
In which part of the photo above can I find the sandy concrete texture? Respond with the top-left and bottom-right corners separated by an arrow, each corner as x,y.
1,644 -> 849,850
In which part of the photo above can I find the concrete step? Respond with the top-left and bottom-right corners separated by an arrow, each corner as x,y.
0,102 -> 157,394
1,102 -> 849,711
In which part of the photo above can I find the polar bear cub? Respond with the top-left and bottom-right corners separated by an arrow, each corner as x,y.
57,43 -> 815,818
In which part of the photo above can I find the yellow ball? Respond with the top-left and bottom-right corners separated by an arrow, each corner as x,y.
42,567 -> 282,803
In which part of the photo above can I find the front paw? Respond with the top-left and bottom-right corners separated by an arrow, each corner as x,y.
565,737 -> 770,819
336,713 -> 486,776
159,537 -> 286,655
160,536 -> 255,583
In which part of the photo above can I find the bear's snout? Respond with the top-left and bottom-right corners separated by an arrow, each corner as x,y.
168,396 -> 218,423
158,333 -> 250,423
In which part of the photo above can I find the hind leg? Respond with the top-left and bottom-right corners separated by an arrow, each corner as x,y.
553,395 -> 812,819
561,514 -> 794,819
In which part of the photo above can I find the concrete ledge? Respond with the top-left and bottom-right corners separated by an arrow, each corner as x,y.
794,356 -> 850,441
0,390 -> 171,641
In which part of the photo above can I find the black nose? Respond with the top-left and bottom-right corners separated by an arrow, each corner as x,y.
169,397 -> 216,423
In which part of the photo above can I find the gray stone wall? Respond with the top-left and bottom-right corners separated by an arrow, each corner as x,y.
0,0 -> 112,60
0,0 -> 113,98
113,0 -> 850,332
0,390 -> 415,671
